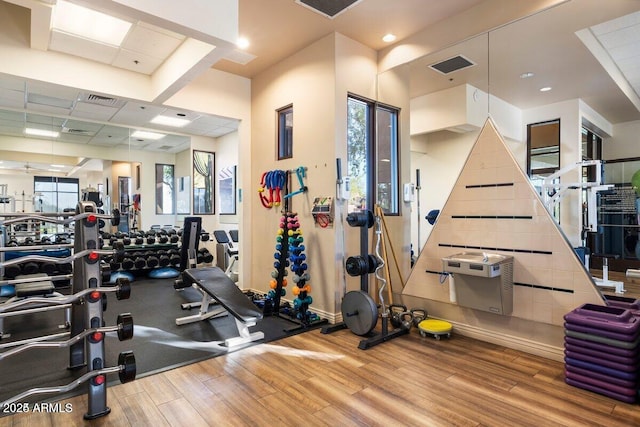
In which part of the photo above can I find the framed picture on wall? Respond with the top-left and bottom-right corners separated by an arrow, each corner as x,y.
219,165 -> 236,215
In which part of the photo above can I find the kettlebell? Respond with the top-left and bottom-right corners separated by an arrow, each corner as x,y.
389,304 -> 407,329
400,312 -> 414,331
410,308 -> 427,327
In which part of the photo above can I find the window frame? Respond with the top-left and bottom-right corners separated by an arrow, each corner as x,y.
155,163 -> 175,215
347,93 -> 401,215
33,176 -> 79,213
277,104 -> 293,160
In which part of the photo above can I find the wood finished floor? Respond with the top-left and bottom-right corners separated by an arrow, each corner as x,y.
1,326 -> 639,427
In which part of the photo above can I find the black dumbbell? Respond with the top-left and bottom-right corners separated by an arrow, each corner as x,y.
133,256 -> 146,269
159,255 -> 171,267
146,255 -> 159,268
22,261 -> 40,275
121,257 -> 134,270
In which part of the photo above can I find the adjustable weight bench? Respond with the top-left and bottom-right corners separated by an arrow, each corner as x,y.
175,267 -> 264,349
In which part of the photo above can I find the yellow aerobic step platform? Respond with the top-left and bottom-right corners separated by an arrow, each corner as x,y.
417,319 -> 452,340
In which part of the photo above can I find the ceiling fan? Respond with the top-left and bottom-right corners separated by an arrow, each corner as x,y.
20,162 -> 49,174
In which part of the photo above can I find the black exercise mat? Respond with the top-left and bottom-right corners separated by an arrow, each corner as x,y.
0,276 -> 314,406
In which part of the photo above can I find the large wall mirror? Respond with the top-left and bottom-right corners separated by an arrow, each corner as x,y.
377,0 -> 640,269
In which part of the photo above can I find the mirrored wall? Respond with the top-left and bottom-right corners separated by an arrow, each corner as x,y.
377,0 -> 640,268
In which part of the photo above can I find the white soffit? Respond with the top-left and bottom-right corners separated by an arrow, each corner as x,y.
578,10 -> 640,112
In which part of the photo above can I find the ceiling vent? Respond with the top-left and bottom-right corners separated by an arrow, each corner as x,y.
62,127 -> 94,136
429,55 -> 476,75
295,0 -> 362,19
80,93 -> 126,108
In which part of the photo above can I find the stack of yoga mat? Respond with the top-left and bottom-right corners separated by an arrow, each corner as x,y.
564,300 -> 640,403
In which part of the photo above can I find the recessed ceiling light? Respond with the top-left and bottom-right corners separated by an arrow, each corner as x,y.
520,72 -> 534,79
237,37 -> 250,49
50,164 -> 65,168
25,128 -> 60,138
382,33 -> 396,43
131,130 -> 165,140
52,0 -> 132,46
540,86 -> 552,92
151,115 -> 191,127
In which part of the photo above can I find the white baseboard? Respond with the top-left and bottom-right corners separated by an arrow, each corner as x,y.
443,319 -> 565,362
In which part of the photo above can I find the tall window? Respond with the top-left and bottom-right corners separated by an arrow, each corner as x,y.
34,176 -> 79,213
155,163 -> 175,214
347,94 -> 400,214
527,119 -> 560,178
277,104 -> 293,160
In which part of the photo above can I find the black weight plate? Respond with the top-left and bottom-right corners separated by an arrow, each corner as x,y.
341,290 -> 377,336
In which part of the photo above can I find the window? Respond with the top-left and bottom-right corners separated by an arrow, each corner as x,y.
527,119 -> 560,177
277,104 -> 293,160
155,163 -> 175,214
34,176 -> 79,213
193,150 -> 215,214
347,94 -> 400,214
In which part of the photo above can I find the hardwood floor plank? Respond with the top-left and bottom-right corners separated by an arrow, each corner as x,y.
188,393 -> 253,427
134,373 -> 183,406
509,381 -> 635,426
163,365 -> 215,402
257,393 -> 331,427
202,375 -> 286,426
356,384 -> 478,427
445,374 -> 578,426
115,391 -> 170,426
157,397 -> 209,427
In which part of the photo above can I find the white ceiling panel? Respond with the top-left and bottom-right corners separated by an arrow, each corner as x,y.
25,102 -> 73,116
0,110 -> 26,122
0,75 -> 25,91
0,88 -> 25,109
112,49 -> 163,75
58,133 -> 92,144
71,102 -> 119,121
49,30 -> 119,65
121,23 -> 184,59
26,82 -> 80,102
26,112 -> 65,124
111,102 -> 165,124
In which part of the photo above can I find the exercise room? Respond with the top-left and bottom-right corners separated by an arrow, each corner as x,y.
0,0 -> 639,425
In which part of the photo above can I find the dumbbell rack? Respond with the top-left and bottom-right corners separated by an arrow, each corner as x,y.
101,227 -> 214,276
265,213 -> 326,331
0,202 -> 136,419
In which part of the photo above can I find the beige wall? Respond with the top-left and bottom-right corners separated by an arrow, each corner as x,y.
251,33 -> 337,316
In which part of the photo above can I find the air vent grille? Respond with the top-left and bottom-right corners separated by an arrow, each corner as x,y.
82,93 -> 124,107
62,127 -> 94,136
429,55 -> 475,75
296,0 -> 362,19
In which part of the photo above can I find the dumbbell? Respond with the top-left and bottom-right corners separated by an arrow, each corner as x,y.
201,250 -> 214,264
121,257 -> 134,270
169,253 -> 181,266
158,235 -> 169,244
159,254 -> 171,267
39,261 -> 56,275
3,264 -> 21,279
22,261 -> 40,275
169,234 -> 180,243
146,255 -> 159,268
146,236 -> 156,245
133,256 -> 146,270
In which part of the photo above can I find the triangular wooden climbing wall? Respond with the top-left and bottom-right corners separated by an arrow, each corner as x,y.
404,118 -> 603,326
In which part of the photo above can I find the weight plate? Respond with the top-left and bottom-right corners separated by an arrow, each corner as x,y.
341,290 -> 377,336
